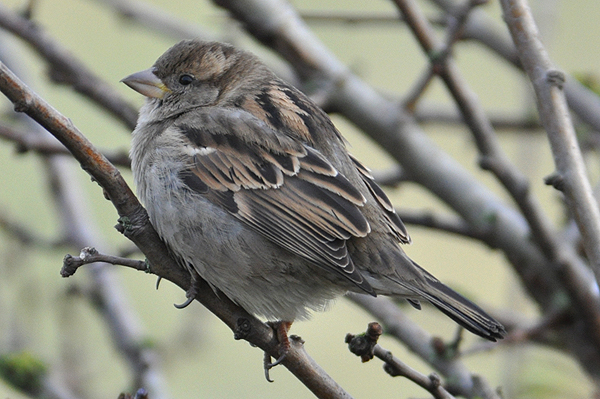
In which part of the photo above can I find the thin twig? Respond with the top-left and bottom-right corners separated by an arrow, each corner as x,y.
346,322 -> 456,399
370,165 -> 408,187
414,103 -> 541,130
61,247 -> 147,277
403,68 -> 436,111
373,346 -> 455,399
439,0 -> 486,52
348,294 -> 499,397
403,0 -> 481,110
300,11 -> 404,25
397,210 -> 494,243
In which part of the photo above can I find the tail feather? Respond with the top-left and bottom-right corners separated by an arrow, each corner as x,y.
417,277 -> 506,341
365,251 -> 506,341
389,259 -> 507,341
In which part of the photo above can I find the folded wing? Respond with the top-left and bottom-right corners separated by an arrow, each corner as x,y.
174,109 -> 375,295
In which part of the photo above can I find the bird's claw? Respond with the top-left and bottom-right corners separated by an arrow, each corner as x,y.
263,349 -> 288,382
174,294 -> 195,309
173,268 -> 200,309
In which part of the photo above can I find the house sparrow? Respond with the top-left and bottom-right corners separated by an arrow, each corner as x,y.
122,40 -> 505,355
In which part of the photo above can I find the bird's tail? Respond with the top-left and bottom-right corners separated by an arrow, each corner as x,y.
377,257 -> 506,341
415,274 -> 506,341
364,249 -> 506,341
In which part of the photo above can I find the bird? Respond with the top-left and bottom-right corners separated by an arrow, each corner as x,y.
122,39 -> 505,361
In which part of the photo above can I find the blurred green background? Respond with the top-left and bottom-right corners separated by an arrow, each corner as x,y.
1,0 -> 599,398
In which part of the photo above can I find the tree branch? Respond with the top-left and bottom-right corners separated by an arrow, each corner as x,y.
500,0 -> 600,286
0,122 -> 131,166
345,322 -> 457,399
0,2 -> 138,129
393,0 -> 600,363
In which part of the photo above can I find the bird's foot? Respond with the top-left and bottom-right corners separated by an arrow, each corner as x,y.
263,321 -> 292,382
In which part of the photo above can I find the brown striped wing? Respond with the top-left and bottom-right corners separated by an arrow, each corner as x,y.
173,110 -> 375,294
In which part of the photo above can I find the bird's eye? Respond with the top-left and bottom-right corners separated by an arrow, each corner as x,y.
179,74 -> 194,85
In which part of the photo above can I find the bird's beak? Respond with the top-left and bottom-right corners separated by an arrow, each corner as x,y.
121,68 -> 170,99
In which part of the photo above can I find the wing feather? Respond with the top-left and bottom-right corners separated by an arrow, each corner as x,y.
349,154 -> 411,244
173,116 -> 374,295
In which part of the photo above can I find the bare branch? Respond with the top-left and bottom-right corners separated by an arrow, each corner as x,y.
0,3 -> 138,128
300,10 -> 403,25
430,0 -> 600,133
346,322 -> 457,399
373,347 -> 455,399
500,0 -> 600,285
414,103 -> 541,130
0,122 -> 131,166
61,247 -> 147,277
348,294 -> 500,397
398,210 -> 494,243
